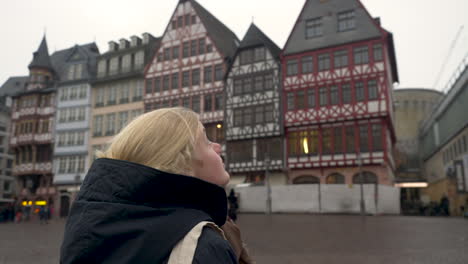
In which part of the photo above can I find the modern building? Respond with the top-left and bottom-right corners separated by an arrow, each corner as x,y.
90,33 -> 159,165
225,23 -> 285,185
420,56 -> 468,216
144,0 -> 239,145
281,0 -> 399,185
393,88 -> 443,213
9,37 -> 58,214
53,43 -> 100,217
0,77 -> 28,204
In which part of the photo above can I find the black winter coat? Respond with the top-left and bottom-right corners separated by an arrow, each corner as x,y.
60,158 -> 237,264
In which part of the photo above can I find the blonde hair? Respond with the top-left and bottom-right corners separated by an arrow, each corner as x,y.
97,107 -> 201,175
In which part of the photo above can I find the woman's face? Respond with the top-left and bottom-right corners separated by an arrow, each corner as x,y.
192,123 -> 230,186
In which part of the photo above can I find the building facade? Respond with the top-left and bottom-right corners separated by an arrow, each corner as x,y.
281,0 -> 399,185
420,56 -> 468,216
53,43 -> 100,217
90,34 -> 159,168
393,88 -> 443,213
144,0 -> 239,145
0,77 -> 28,203
9,37 -> 58,213
225,23 -> 286,185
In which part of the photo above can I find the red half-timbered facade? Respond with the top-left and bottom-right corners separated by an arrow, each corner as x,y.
9,37 -> 57,204
144,0 -> 239,144
282,0 -> 399,185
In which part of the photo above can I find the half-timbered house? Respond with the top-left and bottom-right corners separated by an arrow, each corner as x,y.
225,23 -> 285,185
282,0 -> 399,185
144,0 -> 239,144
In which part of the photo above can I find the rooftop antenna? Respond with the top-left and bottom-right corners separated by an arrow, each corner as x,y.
432,25 -> 464,90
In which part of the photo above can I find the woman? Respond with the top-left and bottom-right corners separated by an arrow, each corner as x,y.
60,108 -> 238,263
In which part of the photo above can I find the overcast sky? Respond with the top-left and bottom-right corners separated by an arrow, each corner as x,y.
1,0 -> 467,92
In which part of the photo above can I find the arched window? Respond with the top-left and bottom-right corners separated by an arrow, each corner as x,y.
352,171 -> 378,184
293,175 -> 320,184
326,173 -> 345,184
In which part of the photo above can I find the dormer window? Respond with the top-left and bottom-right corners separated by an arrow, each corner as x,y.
338,10 -> 356,32
305,17 -> 323,39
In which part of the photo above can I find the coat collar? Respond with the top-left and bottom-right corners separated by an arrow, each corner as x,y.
78,158 -> 228,227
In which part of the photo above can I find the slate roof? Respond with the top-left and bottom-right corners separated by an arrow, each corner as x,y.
28,36 -> 54,70
50,42 -> 100,82
0,76 -> 29,97
239,23 -> 281,59
191,0 -> 239,61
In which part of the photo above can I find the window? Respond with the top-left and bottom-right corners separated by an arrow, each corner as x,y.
204,66 -> 213,83
185,14 -> 191,26
301,56 -> 313,74
172,20 -> 177,30
145,79 -> 153,94
192,96 -> 200,113
198,38 -> 205,54
191,40 -> 198,57
78,107 -> 85,121
305,17 -> 323,39
215,93 -> 223,111
93,116 -> 103,137
163,75 -> 170,91
106,114 -> 115,136
338,10 -> 356,32
243,78 -> 252,94
177,16 -> 183,28
108,87 -> 117,105
287,92 -> 295,110
182,71 -> 190,87
346,126 -> 355,153
319,87 -> 328,106
368,80 -> 378,100
172,45 -> 180,60
154,77 -> 161,93
322,128 -> 332,154
308,89 -> 316,108
183,41 -> 190,58
59,157 -> 66,173
68,156 -> 76,173
244,107 -> 253,126
77,132 -> 84,145
463,135 -> 467,153
70,86 -> 78,100
215,64 -> 223,81
228,140 -> 253,163
287,59 -> 298,76
355,82 -> 365,102
206,44 -> 213,53
265,104 -> 274,122
254,76 -> 263,92
318,54 -> 330,71
334,50 -> 348,68
182,97 -> 190,109
297,90 -> 306,109
354,46 -> 369,65
204,94 -> 212,112
330,85 -> 339,105
334,127 -> 343,154
254,47 -> 266,61
78,156 -> 85,173
359,125 -> 368,152
373,44 -> 383,62
171,72 -> 179,90
192,69 -> 200,86
240,50 -> 253,65
234,109 -> 242,127
96,88 -> 105,107
255,106 -> 264,124
118,112 -> 128,131
163,48 -> 170,61
372,124 -> 382,151
79,85 -> 87,99
192,15 -> 197,24
264,74 -> 273,91
134,80 -> 143,101
288,132 -> 299,156
233,79 -> 242,95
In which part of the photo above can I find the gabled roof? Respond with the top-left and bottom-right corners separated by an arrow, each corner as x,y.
50,42 -> 100,82
239,23 -> 281,59
191,0 -> 239,60
28,36 -> 54,70
0,76 -> 29,97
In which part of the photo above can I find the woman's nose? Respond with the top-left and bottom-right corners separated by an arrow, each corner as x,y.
213,143 -> 222,154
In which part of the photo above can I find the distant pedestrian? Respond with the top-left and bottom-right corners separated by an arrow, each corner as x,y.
228,189 -> 239,221
39,206 -> 48,224
440,195 -> 450,216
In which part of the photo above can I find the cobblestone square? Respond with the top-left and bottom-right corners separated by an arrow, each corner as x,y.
1,214 -> 467,263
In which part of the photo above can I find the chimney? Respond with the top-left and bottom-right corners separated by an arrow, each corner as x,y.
108,41 -> 119,52
130,35 -> 142,47
119,39 -> 130,50
374,17 -> 381,26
